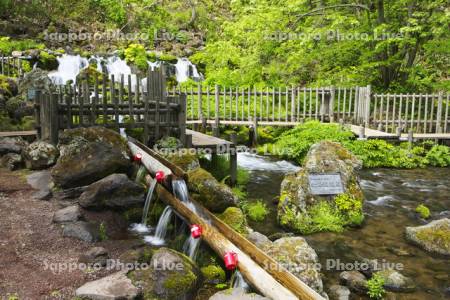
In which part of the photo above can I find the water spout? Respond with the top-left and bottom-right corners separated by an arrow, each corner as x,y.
142,179 -> 157,225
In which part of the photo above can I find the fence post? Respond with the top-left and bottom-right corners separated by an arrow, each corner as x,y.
178,94 -> 187,146
39,93 -> 59,145
198,83 -> 203,120
436,91 -> 443,133
214,84 -> 220,137
365,85 -> 371,126
34,90 -> 42,139
329,86 -> 335,123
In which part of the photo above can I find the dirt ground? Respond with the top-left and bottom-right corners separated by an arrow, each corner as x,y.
0,168 -> 134,300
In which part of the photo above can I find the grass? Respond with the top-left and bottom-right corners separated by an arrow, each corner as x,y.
244,200 -> 269,222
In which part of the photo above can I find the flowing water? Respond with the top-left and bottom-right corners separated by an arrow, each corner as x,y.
129,178 -> 157,234
183,235 -> 201,260
232,270 -> 250,291
135,165 -> 147,184
144,206 -> 174,246
46,54 -> 202,86
236,152 -> 450,299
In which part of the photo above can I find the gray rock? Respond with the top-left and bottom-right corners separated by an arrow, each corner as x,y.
51,127 -> 131,188
0,137 -> 27,155
278,141 -> 364,233
53,205 -> 81,223
405,218 -> 450,256
1,153 -> 22,170
79,174 -> 145,210
18,68 -> 55,95
79,247 -> 109,266
209,288 -> 270,300
187,167 -> 238,213
23,141 -> 59,170
53,185 -> 88,201
265,237 -> 324,295
62,221 -> 99,242
27,170 -> 53,200
128,247 -> 200,299
328,285 -> 350,300
376,269 -> 416,292
247,231 -> 272,251
339,271 -> 367,294
75,271 -> 138,300
33,189 -> 52,200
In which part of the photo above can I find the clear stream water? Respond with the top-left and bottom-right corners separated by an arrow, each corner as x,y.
237,152 -> 450,299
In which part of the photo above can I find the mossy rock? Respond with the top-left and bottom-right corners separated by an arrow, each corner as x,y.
51,127 -> 131,188
278,141 -> 364,234
405,218 -> 450,256
0,75 -> 18,97
37,51 -> 58,70
128,247 -> 200,300
201,265 -> 226,284
158,53 -> 178,64
166,151 -> 200,172
187,168 -> 238,213
76,65 -> 105,85
218,207 -> 248,234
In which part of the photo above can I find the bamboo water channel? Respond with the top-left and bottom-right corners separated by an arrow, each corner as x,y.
127,138 -> 324,300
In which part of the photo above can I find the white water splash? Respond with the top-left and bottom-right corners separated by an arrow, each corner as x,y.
129,223 -> 151,234
237,152 -> 300,172
48,54 -> 89,85
175,58 -> 201,82
368,195 -> 394,206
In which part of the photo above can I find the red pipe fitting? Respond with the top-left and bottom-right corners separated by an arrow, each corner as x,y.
190,224 -> 203,239
224,252 -> 238,270
133,153 -> 143,162
155,170 -> 165,183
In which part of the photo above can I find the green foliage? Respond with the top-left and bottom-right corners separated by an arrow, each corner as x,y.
38,51 -> 58,70
124,44 -> 148,71
415,204 -> 431,219
367,273 -> 386,299
425,145 -> 450,167
0,36 -> 44,54
244,200 -> 268,222
99,222 -> 107,241
263,121 -> 450,168
200,265 -> 226,284
266,121 -> 354,163
218,207 -> 248,234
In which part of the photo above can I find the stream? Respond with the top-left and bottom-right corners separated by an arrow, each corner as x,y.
237,152 -> 450,299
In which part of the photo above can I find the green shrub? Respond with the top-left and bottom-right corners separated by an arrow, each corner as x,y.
426,145 -> 450,167
0,36 -> 45,54
245,200 -> 268,222
367,273 -> 386,299
124,44 -> 149,71
415,204 -> 431,219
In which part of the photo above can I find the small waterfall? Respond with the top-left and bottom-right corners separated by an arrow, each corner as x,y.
48,54 -> 89,85
172,179 -> 190,203
232,271 -> 249,291
142,179 -> 157,225
144,206 -> 173,245
175,58 -> 202,82
183,235 -> 201,260
135,165 -> 147,184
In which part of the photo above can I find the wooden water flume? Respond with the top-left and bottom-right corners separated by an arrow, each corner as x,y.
127,140 -> 324,300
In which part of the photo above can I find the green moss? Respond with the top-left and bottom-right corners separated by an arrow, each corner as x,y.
245,200 -> 268,222
163,270 -> 197,292
200,265 -> 226,284
218,207 -> 248,234
415,204 -> 431,219
166,152 -> 199,172
76,65 -> 105,84
38,51 -> 58,70
416,226 -> 450,252
124,43 -> 149,71
158,53 -> 178,63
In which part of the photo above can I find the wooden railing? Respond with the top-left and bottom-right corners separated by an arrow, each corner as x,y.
33,69 -> 186,145
171,85 -> 449,134
0,53 -> 28,78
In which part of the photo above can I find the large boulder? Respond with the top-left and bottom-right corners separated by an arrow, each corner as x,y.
51,127 -> 132,188
405,218 -> 450,256
0,137 -> 28,155
53,205 -> 81,223
265,237 -> 324,295
187,168 -> 238,213
128,247 -> 200,300
218,207 -> 249,234
79,174 -> 145,210
23,140 -> 59,170
278,141 -> 364,234
75,271 -> 139,300
62,221 -> 100,243
209,288 -> 269,300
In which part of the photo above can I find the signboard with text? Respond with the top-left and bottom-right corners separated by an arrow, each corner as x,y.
308,173 -> 344,195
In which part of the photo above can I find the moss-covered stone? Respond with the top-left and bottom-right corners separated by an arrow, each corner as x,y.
187,168 -> 238,213
75,65 -> 105,85
405,218 -> 450,256
128,247 -> 200,300
218,207 -> 248,234
278,141 -> 364,234
201,265 -> 226,284
38,51 -> 58,70
166,151 -> 200,172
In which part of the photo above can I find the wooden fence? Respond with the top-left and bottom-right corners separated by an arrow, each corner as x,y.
34,69 -> 186,145
0,53 -> 27,78
170,85 -> 449,134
